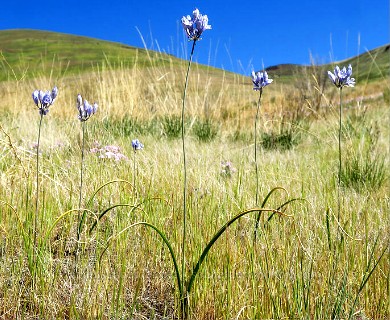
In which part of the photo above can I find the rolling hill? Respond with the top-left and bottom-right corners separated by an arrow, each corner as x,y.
0,29 -> 182,81
0,29 -> 389,82
266,44 -> 390,82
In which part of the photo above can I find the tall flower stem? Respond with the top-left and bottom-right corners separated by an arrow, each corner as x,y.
34,113 -> 44,250
77,120 -> 86,243
337,88 -> 343,221
32,112 -> 44,282
131,139 -> 143,199
254,88 -> 263,206
75,94 -> 97,261
133,150 -> 138,200
327,64 -> 355,221
133,150 -> 136,195
253,89 -> 263,241
31,86 -> 58,281
181,39 -> 196,311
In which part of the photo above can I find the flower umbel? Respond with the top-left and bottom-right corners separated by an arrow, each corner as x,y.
221,161 -> 237,177
181,8 -> 211,41
327,64 -> 355,88
327,65 -> 355,222
32,86 -> 58,115
132,139 -> 144,152
251,71 -> 273,90
77,94 -> 98,121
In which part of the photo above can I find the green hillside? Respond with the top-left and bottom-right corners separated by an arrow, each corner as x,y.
266,44 -> 390,82
0,29 -> 388,83
0,29 -> 180,81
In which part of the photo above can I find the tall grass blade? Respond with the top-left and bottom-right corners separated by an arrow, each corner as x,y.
348,234 -> 389,319
180,40 -> 196,316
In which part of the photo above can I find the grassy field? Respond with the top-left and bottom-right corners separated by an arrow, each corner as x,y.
0,30 -> 389,319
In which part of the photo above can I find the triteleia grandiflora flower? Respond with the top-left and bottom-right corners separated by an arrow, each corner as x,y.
251,71 -> 273,90
132,139 -> 144,152
181,8 -> 211,41
327,64 -> 355,88
76,94 -> 98,121
32,86 -> 58,115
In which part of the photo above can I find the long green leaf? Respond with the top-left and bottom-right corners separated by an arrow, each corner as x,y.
85,179 -> 134,208
88,197 -> 168,233
98,221 -> 182,300
187,207 -> 288,296
254,187 -> 288,238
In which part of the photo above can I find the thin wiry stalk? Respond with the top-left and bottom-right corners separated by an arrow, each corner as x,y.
338,88 -> 343,221
34,113 -> 43,250
133,150 -> 137,198
181,39 -> 196,312
77,121 -> 86,242
254,88 -> 263,206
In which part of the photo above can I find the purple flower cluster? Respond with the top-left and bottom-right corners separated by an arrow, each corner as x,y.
77,94 -> 98,122
181,8 -> 211,41
251,71 -> 273,91
132,139 -> 144,152
221,161 -> 237,177
32,86 -> 58,115
90,142 -> 128,162
327,64 -> 355,88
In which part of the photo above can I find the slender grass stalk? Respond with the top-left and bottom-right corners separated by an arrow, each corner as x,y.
348,235 -> 389,319
181,39 -> 196,310
0,123 -> 28,177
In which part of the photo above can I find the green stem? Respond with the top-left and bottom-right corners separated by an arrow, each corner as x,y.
254,88 -> 263,207
181,39 -> 196,313
133,149 -> 137,198
77,121 -> 86,242
32,112 -> 43,284
34,113 -> 43,250
338,88 -> 342,221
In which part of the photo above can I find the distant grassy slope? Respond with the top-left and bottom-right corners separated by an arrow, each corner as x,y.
0,29 -> 181,81
0,29 -> 388,84
266,44 -> 390,83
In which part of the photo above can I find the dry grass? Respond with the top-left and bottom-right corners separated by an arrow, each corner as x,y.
0,57 -> 389,319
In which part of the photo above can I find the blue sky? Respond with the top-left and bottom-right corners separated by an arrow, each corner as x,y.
1,0 -> 388,74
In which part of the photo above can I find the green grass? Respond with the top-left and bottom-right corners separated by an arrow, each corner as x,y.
0,31 -> 389,319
